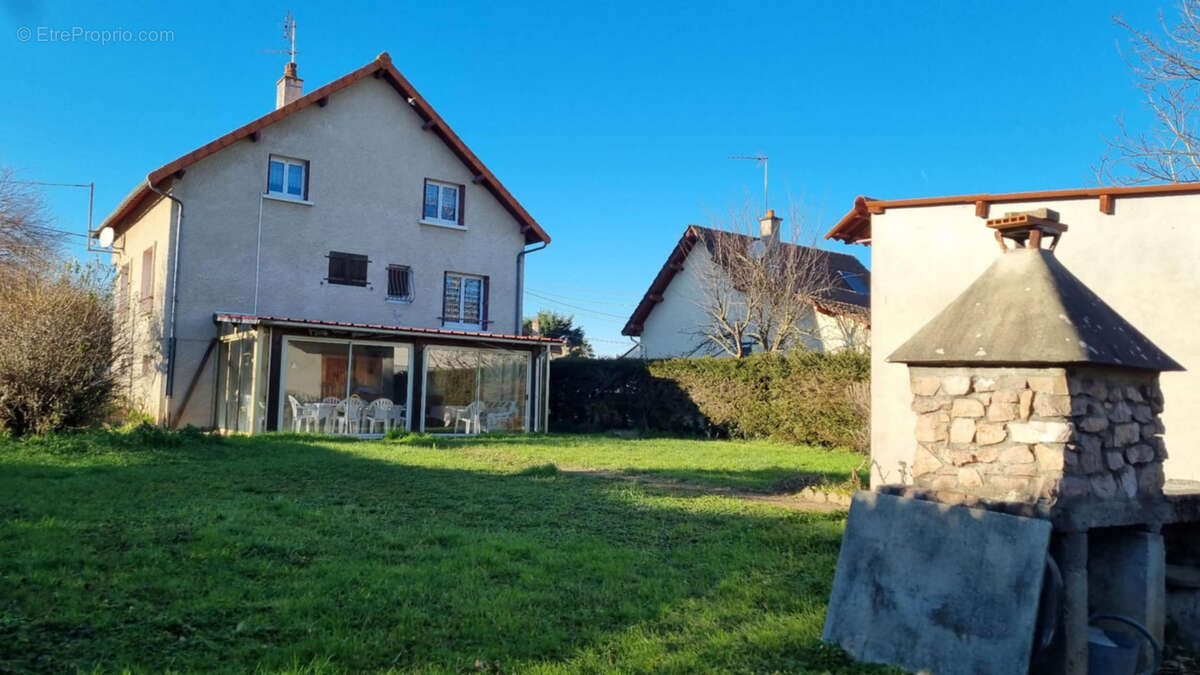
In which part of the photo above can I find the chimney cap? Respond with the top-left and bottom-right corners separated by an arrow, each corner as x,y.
987,208 -> 1067,252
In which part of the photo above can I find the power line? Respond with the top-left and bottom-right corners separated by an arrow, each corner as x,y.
524,291 -> 629,320
526,287 -> 638,307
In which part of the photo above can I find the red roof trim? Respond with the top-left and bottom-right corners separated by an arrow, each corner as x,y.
101,53 -> 550,245
621,226 -> 703,336
825,181 -> 1200,244
214,313 -> 564,344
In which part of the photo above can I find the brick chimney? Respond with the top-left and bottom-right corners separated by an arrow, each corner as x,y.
759,208 -> 781,242
888,210 -> 1182,508
276,62 -> 303,109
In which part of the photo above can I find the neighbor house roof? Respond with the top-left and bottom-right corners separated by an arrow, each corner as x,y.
99,52 -> 550,245
825,182 -> 1200,244
621,225 -> 870,336
214,313 -> 563,346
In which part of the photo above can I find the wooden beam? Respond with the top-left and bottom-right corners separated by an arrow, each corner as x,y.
669,262 -> 684,272
1099,194 -> 1114,215
173,169 -> 186,180
472,174 -> 486,184
373,69 -> 385,79
422,119 -> 437,130
248,131 -> 260,143
317,96 -> 329,107
169,338 -> 218,429
974,200 -> 989,218
647,294 -> 663,303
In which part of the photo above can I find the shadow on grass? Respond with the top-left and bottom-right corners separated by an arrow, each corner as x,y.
0,433 -> 887,674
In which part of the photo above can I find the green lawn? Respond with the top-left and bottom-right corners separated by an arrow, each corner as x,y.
0,430 -> 887,674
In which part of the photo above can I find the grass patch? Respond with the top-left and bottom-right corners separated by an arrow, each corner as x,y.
0,431 -> 886,673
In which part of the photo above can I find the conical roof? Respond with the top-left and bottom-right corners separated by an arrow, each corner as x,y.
888,248 -> 1182,371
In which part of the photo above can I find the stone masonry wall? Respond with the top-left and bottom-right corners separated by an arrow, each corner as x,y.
907,366 -> 1166,505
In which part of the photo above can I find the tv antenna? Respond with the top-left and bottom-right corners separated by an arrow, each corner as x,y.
730,154 -> 768,214
264,12 -> 298,64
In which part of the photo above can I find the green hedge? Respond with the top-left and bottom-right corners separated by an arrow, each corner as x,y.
549,351 -> 869,450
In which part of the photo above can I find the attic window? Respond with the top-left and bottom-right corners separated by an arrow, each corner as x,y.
838,270 -> 868,294
267,155 -> 309,200
422,179 -> 464,227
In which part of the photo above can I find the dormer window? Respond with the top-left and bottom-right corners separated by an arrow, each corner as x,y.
267,155 -> 309,200
422,179 -> 463,227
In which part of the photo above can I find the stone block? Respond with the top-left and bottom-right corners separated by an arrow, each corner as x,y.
1113,422 -> 1141,447
915,412 -> 950,443
1137,463 -> 1165,494
975,423 -> 1007,445
1116,465 -> 1138,499
1108,388 -> 1124,403
992,389 -> 1019,405
1133,404 -> 1154,423
1063,449 -> 1080,471
930,476 -> 957,490
949,447 -> 998,466
824,493 -> 1052,675
911,376 -> 942,396
912,446 -> 942,478
1018,390 -> 1033,420
1009,420 -> 1071,444
951,398 -> 985,418
1078,415 -> 1107,433
1033,393 -> 1072,417
972,375 -> 997,392
990,476 -> 1030,492
949,418 -> 976,445
1060,476 -> 1090,498
1008,463 -> 1039,477
1125,385 -> 1144,402
958,467 -> 983,488
1070,395 -> 1104,418
995,375 -> 1028,390
912,396 -> 949,413
1000,445 -> 1035,464
1035,443 -> 1064,471
986,402 -> 1017,422
1126,444 -> 1155,465
1077,434 -> 1105,474
1028,373 -> 1068,394
1153,437 -> 1168,461
941,375 -> 972,396
1141,423 -> 1158,441
1105,450 -> 1127,471
1090,473 -> 1118,498
1108,401 -> 1133,423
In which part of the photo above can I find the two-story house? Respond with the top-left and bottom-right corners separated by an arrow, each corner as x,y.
98,53 -> 559,435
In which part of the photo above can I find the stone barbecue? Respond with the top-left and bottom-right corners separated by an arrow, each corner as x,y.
824,209 -> 1200,675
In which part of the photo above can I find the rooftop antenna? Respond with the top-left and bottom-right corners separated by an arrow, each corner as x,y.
730,154 -> 768,214
264,11 -> 298,64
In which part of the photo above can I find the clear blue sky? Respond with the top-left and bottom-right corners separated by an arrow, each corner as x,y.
1,1 -> 1165,354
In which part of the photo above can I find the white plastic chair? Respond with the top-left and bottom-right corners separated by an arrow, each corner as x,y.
484,400 -> 519,432
391,404 -> 407,431
334,397 -> 366,435
363,398 -> 394,434
288,394 -> 319,432
453,401 -> 482,434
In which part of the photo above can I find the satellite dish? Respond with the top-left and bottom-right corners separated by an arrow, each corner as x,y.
97,226 -> 115,248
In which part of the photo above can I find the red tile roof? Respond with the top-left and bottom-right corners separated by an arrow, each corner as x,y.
214,313 -> 564,344
825,182 -> 1200,244
100,52 -> 550,245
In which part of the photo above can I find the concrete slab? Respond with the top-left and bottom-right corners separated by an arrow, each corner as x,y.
823,491 -> 1053,674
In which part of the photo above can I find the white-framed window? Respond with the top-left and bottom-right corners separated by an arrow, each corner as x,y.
267,155 -> 308,200
442,272 -> 487,329
423,179 -> 462,226
387,265 -> 413,302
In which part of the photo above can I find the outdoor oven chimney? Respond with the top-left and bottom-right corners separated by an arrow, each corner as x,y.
888,209 -> 1182,507
276,62 -> 303,109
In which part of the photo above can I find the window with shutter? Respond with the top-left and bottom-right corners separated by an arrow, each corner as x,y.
326,251 -> 369,287
139,246 -> 154,308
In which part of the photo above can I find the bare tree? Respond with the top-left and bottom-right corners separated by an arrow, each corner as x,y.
691,203 -> 838,357
0,167 -> 59,271
1100,1 -> 1200,183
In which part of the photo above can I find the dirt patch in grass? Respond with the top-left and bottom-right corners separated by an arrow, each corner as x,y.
559,467 -> 852,512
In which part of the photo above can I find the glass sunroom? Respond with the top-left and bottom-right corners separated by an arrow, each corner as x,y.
210,314 -> 555,436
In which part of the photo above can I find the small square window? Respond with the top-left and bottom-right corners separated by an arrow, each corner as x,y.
422,179 -> 463,226
387,265 -> 413,301
327,251 -> 368,287
268,155 -> 308,200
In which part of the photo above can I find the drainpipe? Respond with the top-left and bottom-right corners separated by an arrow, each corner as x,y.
146,176 -> 184,420
515,241 -> 548,334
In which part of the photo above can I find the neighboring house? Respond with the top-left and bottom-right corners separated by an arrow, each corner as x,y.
98,53 -> 559,435
825,184 -> 1200,485
622,211 -> 871,358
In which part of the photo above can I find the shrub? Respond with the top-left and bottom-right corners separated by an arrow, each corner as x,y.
550,351 -> 869,450
0,262 -> 123,436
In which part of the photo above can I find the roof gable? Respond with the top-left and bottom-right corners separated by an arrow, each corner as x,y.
622,225 -> 870,336
99,53 -> 549,245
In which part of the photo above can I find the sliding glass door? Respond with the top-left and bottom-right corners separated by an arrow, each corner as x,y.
279,337 -> 412,434
422,347 -> 529,434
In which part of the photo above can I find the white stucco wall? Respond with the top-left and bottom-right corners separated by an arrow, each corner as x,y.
870,194 -> 1200,485
115,75 -> 532,427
